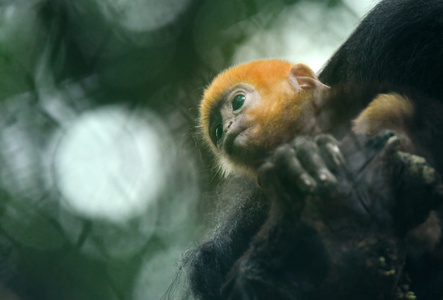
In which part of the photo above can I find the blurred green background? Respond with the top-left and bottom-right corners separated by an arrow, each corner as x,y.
0,0 -> 379,299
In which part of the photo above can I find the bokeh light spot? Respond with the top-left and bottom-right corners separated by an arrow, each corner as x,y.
54,106 -> 167,223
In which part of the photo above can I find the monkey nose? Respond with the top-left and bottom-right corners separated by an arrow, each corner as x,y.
226,120 -> 233,130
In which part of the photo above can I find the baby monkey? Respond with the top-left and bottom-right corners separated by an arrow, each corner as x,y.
200,59 -> 414,177
195,59 -> 443,300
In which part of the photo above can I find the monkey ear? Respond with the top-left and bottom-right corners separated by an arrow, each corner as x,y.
289,63 -> 329,91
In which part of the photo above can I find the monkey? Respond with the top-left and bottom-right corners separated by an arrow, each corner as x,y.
199,59 -> 432,178
193,59 -> 443,299
177,0 -> 443,298
199,58 -> 443,248
190,58 -> 443,299
319,0 -> 443,100
200,59 -> 329,177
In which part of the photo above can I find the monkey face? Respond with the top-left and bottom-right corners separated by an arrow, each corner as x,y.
199,59 -> 328,176
205,80 -> 311,175
207,83 -> 263,169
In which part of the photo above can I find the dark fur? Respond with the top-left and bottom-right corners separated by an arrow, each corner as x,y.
319,0 -> 443,100
186,177 -> 269,299
317,84 -> 443,175
182,0 -> 443,299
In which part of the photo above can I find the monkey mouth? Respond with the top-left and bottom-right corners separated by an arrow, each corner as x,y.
224,126 -> 249,155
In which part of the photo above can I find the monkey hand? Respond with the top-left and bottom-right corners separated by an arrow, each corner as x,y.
222,132 -> 408,300
387,148 -> 443,233
339,130 -> 443,234
222,131 -> 443,300
256,130 -> 442,231
256,134 -> 348,220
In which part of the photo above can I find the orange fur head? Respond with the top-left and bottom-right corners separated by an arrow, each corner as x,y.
199,59 -> 319,175
200,60 -> 295,134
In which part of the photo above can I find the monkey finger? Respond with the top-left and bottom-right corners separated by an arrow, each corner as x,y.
257,160 -> 305,211
272,144 -> 317,195
257,161 -> 286,200
315,134 -> 346,171
379,133 -> 401,158
367,130 -> 396,149
293,137 -> 337,191
256,162 -> 276,190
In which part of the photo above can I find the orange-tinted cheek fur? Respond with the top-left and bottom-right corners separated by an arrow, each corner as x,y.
246,87 -> 305,154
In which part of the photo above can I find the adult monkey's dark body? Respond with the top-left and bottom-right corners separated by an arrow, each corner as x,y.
318,1 -> 443,298
319,0 -> 443,100
180,0 -> 443,299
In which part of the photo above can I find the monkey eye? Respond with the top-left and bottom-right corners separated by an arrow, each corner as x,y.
232,94 -> 245,111
214,124 -> 223,141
